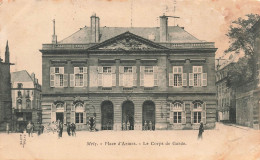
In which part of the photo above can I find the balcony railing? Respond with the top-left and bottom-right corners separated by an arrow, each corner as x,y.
42,42 -> 215,50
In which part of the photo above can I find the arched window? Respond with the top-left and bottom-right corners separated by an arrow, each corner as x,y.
170,102 -> 184,124
17,99 -> 22,109
192,101 -> 203,124
56,103 -> 64,109
26,99 -> 31,109
194,102 -> 202,109
75,103 -> 84,124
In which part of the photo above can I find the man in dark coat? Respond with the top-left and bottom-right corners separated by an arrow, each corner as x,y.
59,121 -> 63,138
67,122 -> 71,136
71,123 -> 76,136
198,121 -> 204,140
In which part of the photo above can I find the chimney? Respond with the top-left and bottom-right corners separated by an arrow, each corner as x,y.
5,40 -> 9,63
90,13 -> 100,43
160,15 -> 168,42
52,19 -> 57,44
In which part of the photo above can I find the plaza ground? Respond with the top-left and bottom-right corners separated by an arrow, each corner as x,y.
0,123 -> 259,160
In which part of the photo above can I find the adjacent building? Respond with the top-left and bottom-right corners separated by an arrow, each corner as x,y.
40,14 -> 217,131
0,41 -> 12,131
11,70 -> 42,132
216,58 -> 236,123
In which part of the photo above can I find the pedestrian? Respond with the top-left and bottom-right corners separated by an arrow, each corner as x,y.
144,121 -> 148,131
149,121 -> 153,131
41,124 -> 44,134
198,121 -> 204,140
127,121 -> 130,131
6,123 -> 10,134
59,121 -> 63,138
26,121 -> 33,137
122,122 -> 126,131
71,123 -> 76,137
67,122 -> 71,136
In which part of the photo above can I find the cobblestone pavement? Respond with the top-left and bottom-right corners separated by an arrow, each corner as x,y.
0,123 -> 259,160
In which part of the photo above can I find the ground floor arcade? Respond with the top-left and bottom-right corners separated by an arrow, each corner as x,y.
41,94 -> 216,130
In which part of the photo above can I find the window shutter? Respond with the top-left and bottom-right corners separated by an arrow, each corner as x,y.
182,73 -> 187,86
133,73 -> 137,86
140,66 -> 145,86
50,67 -> 55,87
71,104 -> 75,123
182,111 -> 186,124
170,103 -> 173,111
132,66 -> 137,86
98,66 -> 103,73
70,74 -> 74,87
98,74 -> 103,86
64,102 -> 67,123
182,102 -> 186,111
170,111 -> 173,124
51,104 -> 56,122
202,110 -> 206,124
111,66 -> 116,73
189,73 -> 194,86
203,102 -> 206,110
169,73 -> 174,86
153,66 -> 158,86
74,67 -> 79,74
59,67 -> 64,74
64,74 -> 68,87
202,73 -> 207,86
83,111 -> 87,124
119,66 -> 124,86
83,67 -> 88,87
190,102 -> 194,124
112,73 -> 116,86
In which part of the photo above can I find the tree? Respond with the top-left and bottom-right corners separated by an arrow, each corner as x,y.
225,14 -> 260,57
225,14 -> 259,88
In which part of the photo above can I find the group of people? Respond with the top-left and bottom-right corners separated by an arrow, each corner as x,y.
122,121 -> 133,130
66,122 -> 76,136
143,121 -> 153,131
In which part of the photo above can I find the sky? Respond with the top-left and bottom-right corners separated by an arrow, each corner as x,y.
0,0 -> 260,84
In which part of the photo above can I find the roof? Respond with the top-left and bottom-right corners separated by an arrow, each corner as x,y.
59,26 -> 202,44
11,70 -> 33,83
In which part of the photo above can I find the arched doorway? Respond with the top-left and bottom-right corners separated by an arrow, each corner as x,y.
142,101 -> 155,130
122,101 -> 135,130
101,101 -> 114,130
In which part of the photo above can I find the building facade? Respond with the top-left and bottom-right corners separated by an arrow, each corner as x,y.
40,14 -> 217,130
216,62 -> 236,123
11,70 -> 42,132
0,41 -> 12,131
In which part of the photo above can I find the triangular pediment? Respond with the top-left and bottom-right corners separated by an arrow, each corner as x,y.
87,32 -> 168,51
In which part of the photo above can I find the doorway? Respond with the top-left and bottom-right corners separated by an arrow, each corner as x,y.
101,101 -> 114,130
142,101 -> 155,130
122,101 -> 135,130
56,112 -> 64,123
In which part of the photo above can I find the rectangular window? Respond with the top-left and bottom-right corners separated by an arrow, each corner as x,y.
144,66 -> 153,73
75,112 -> 83,123
17,83 -> 23,89
174,74 -> 182,87
193,66 -> 202,87
193,112 -> 201,123
53,67 -> 64,87
103,67 -> 111,73
75,67 -> 84,87
173,112 -> 182,123
124,67 -> 132,73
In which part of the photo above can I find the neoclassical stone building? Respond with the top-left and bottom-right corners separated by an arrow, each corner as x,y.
40,14 -> 217,130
